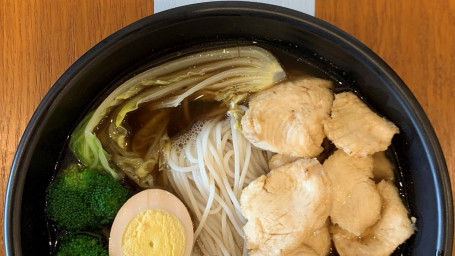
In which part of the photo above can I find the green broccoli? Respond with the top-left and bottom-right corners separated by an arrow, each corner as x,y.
56,233 -> 108,256
46,164 -> 131,231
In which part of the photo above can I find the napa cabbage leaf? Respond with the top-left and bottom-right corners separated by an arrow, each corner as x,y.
69,46 -> 286,184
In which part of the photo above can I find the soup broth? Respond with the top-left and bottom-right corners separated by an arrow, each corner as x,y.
46,43 -> 412,256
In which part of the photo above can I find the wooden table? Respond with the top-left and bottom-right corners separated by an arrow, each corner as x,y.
1,0 -> 454,254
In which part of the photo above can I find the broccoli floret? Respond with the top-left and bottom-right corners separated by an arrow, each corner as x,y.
46,164 -> 131,231
56,233 -> 108,256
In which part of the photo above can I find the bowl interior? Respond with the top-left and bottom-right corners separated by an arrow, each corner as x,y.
5,2 -> 452,255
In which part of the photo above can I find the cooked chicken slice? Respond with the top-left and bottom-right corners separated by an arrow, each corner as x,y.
302,221 -> 331,256
283,245 -> 319,256
241,158 -> 332,254
250,245 -> 318,256
372,151 -> 395,182
323,150 -> 381,236
241,78 -> 334,158
268,154 -> 299,170
332,180 -> 414,256
249,217 -> 331,256
323,92 -> 399,157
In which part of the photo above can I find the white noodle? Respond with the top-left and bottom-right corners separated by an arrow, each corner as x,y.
166,117 -> 270,256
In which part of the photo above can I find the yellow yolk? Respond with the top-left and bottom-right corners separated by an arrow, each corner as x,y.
109,189 -> 194,256
121,209 -> 186,256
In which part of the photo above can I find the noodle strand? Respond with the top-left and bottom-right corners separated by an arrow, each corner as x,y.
166,117 -> 270,256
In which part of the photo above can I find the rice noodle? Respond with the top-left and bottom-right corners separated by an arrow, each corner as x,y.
166,116 -> 271,256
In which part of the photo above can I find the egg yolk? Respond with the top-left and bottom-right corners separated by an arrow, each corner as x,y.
121,209 -> 186,256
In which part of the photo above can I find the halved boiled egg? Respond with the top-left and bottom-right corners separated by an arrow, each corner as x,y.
109,189 -> 194,256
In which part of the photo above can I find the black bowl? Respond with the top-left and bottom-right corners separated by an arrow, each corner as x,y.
4,2 -> 453,255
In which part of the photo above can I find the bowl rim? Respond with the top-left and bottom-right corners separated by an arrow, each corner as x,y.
4,1 -> 453,255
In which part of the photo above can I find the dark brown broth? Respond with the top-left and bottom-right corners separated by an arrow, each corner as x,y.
127,99 -> 228,140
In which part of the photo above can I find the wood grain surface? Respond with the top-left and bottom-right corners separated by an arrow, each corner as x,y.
0,0 -> 453,255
